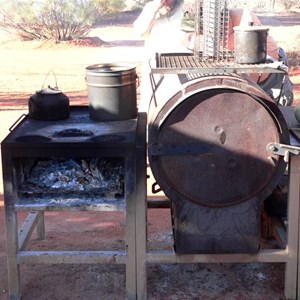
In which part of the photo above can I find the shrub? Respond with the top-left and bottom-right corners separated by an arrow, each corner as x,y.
280,0 -> 299,11
227,0 -> 299,12
130,0 -> 150,9
94,0 -> 126,17
0,0 -> 125,41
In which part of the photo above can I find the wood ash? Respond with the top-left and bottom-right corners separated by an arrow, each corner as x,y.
20,158 -> 124,198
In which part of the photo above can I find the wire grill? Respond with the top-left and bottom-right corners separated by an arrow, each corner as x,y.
194,0 -> 230,62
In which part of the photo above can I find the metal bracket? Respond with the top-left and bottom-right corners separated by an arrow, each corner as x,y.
149,143 -> 213,156
266,142 -> 300,162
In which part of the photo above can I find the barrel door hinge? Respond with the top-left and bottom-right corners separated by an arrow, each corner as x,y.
266,142 -> 300,162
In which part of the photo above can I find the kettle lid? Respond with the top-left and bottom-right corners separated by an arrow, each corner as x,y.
38,86 -> 62,95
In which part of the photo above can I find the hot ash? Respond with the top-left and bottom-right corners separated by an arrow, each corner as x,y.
20,158 -> 124,199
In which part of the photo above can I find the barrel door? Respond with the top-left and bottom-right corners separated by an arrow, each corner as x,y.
148,75 -> 289,208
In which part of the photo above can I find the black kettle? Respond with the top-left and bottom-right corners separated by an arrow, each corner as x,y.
28,86 -> 70,121
28,71 -> 70,121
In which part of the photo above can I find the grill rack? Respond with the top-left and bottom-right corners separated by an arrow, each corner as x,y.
152,52 -> 288,75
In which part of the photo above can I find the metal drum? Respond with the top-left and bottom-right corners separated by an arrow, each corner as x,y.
148,74 -> 289,254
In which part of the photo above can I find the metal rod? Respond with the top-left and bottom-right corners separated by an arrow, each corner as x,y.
18,211 -> 43,250
18,250 -> 126,264
147,198 -> 170,209
146,249 -> 289,264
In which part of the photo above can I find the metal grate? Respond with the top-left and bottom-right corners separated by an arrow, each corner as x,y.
157,53 -> 233,68
55,128 -> 94,137
153,53 -> 288,75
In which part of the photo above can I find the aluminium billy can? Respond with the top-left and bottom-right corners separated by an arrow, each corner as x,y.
86,63 -> 137,121
234,26 -> 269,64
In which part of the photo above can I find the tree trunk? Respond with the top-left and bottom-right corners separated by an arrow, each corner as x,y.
270,0 -> 276,13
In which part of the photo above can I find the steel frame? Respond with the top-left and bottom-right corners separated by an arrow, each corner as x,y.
2,110 -> 147,300
136,107 -> 300,299
137,50 -> 299,299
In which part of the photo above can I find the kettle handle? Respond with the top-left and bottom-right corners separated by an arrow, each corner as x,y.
41,69 -> 58,90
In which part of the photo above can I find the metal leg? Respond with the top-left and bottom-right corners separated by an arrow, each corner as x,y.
136,113 -> 147,300
135,182 -> 147,300
36,211 -> 46,240
286,154 -> 300,300
5,207 -> 21,300
125,154 -> 137,300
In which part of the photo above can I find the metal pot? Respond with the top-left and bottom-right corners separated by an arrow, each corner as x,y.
28,86 -> 70,121
233,26 -> 269,64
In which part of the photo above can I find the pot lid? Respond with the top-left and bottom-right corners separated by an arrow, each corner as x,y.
86,63 -> 136,73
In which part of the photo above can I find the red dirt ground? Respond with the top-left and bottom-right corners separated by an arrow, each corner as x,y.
0,11 -> 299,300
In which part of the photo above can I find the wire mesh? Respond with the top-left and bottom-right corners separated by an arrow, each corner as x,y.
194,0 -> 230,62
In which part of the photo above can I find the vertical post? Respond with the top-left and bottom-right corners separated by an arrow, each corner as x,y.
3,151 -> 21,299
125,153 -> 137,300
135,112 -> 147,300
285,154 -> 300,299
36,211 -> 46,240
5,207 -> 20,300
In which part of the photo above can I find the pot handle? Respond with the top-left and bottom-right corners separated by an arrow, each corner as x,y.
41,69 -> 58,90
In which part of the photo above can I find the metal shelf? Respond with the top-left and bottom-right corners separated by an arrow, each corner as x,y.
152,53 -> 288,75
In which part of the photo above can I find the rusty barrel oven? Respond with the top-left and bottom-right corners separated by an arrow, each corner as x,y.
148,74 -> 289,254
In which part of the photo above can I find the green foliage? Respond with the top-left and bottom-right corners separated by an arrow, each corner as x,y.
39,0 -> 96,41
0,0 -> 125,41
227,0 -> 300,12
131,0 -> 150,9
280,0 -> 299,11
93,0 -> 126,17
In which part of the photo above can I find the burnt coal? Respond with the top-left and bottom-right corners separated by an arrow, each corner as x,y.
55,128 -> 94,137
